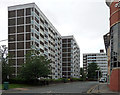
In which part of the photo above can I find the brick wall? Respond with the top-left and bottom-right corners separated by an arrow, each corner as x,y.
109,68 -> 120,92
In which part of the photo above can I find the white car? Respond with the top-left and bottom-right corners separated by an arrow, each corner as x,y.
99,78 -> 106,83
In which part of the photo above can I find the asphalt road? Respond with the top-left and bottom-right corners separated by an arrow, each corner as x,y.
3,81 -> 98,94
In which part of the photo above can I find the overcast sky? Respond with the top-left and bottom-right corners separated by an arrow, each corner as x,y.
0,0 -> 110,67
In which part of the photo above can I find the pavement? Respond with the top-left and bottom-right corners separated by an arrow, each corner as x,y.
2,81 -> 98,94
87,82 -> 120,94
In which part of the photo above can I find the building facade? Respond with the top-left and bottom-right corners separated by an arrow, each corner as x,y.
83,50 -> 108,78
8,3 -> 62,79
62,36 -> 80,78
8,3 -> 80,79
104,0 -> 120,91
105,0 -> 120,71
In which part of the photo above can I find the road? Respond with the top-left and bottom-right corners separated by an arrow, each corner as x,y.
2,81 -> 98,94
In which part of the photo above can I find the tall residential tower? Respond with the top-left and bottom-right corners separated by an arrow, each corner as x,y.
8,3 -> 80,79
62,36 -> 80,78
8,3 -> 62,79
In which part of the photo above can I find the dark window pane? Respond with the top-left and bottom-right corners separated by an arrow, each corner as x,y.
17,34 -> 24,41
8,18 -> 16,26
17,50 -> 24,57
8,27 -> 16,34
17,9 -> 24,17
26,33 -> 30,40
35,9 -> 39,16
35,25 -> 39,31
26,25 -> 31,32
8,10 -> 16,18
9,51 -> 16,57
35,34 -> 39,39
17,42 -> 24,49
17,17 -> 24,25
26,42 -> 31,49
8,43 -> 16,50
17,26 -> 24,33
8,35 -> 15,41
17,59 -> 24,65
26,8 -> 31,15
26,17 -> 31,24
35,17 -> 39,24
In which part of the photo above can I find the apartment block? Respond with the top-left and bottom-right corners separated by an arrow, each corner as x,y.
62,36 -> 80,78
8,3 -> 62,79
83,50 -> 108,78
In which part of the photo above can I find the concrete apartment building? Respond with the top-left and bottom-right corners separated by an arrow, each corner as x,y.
8,3 -> 80,79
62,36 -> 80,78
8,3 -> 62,79
83,50 -> 108,78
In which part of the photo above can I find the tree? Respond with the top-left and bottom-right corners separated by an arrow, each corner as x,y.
80,68 -> 86,80
20,49 -> 51,81
0,45 -> 13,81
87,63 -> 101,80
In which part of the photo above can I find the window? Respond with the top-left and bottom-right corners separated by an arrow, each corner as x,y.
8,18 -> 16,26
26,25 -> 31,32
8,43 -> 15,50
17,26 -> 24,33
35,42 -> 39,47
9,51 -> 15,57
26,42 -> 31,49
35,25 -> 39,31
17,50 -> 24,57
8,10 -> 16,18
40,48 -> 44,53
40,41 -> 44,46
62,67 -> 67,71
40,33 -> 44,38
40,18 -> 44,24
8,27 -> 16,34
17,9 -> 24,17
17,17 -> 24,25
35,9 -> 39,16
40,25 -> 44,31
26,17 -> 31,24
26,8 -> 31,15
8,35 -> 15,41
17,34 -> 24,41
35,17 -> 39,24
26,33 -> 31,40
17,42 -> 24,49
35,34 -> 39,39
17,59 -> 24,65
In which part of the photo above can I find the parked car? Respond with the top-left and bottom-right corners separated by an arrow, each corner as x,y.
99,77 -> 106,83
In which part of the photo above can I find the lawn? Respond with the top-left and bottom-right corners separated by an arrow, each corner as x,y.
2,84 -> 33,89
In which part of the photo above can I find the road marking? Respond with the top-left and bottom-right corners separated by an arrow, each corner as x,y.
87,84 -> 98,93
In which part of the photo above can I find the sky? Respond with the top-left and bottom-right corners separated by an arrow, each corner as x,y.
0,0 -> 110,67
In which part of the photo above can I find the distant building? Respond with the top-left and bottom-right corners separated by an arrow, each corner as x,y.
83,49 -> 108,78
62,35 -> 80,78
